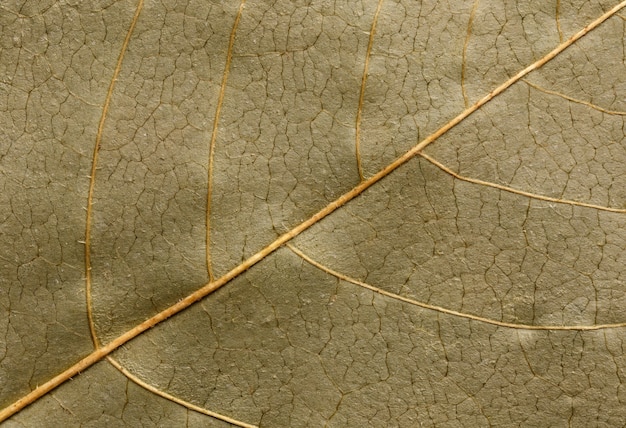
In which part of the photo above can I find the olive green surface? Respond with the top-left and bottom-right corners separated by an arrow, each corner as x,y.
2,0 -> 626,426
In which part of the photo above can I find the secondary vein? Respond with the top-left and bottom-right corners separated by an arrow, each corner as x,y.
2,0 -> 625,422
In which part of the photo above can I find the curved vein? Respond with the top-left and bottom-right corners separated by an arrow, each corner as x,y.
461,0 -> 479,107
355,0 -> 384,181
287,244 -> 626,331
3,1 -> 625,422
206,0 -> 247,282
106,357 -> 258,428
84,0 -> 144,349
420,153 -> 626,214
524,79 -> 626,115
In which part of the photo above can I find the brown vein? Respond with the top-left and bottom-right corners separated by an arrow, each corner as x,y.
524,79 -> 626,115
355,0 -> 384,182
461,0 -> 479,108
79,0 -> 251,421
206,0 -> 247,282
3,1 -> 625,421
106,357 -> 258,428
84,0 -> 144,349
420,153 -> 626,214
86,0 -> 247,420
556,0 -> 564,42
287,244 -> 626,331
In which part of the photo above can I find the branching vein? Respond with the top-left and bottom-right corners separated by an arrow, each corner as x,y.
84,0 -> 144,350
286,244 -> 626,331
523,78 -> 626,115
106,357 -> 258,428
420,153 -> 626,213
2,0 -> 626,422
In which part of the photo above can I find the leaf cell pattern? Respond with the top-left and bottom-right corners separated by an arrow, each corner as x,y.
2,0 -> 626,426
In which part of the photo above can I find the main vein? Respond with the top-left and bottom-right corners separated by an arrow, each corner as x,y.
2,0 -> 625,422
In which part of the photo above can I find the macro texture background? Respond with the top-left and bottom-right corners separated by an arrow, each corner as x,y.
1,0 -> 626,426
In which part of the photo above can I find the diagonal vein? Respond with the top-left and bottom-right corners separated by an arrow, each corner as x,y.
2,0 -> 625,422
287,244 -> 626,331
106,357 -> 258,428
523,78 -> 626,115
420,153 -> 626,213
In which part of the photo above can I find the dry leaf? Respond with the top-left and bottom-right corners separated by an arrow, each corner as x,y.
2,0 -> 626,426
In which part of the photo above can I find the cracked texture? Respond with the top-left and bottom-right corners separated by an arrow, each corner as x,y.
0,0 -> 136,409
2,0 -> 626,426
4,361 -> 232,427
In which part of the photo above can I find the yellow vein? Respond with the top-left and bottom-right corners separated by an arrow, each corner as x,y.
355,0 -> 384,181
287,244 -> 626,331
2,1 -> 625,421
106,357 -> 258,428
461,0 -> 479,108
556,0 -> 564,42
523,79 -> 626,115
206,0 -> 247,282
420,153 -> 626,214
84,0 -> 144,349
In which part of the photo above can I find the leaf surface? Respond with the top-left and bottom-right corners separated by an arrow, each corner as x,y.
2,0 -> 626,426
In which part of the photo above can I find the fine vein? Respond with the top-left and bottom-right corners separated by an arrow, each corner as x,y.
106,357 -> 258,428
206,0 -> 247,281
84,0 -> 250,419
287,244 -> 626,331
84,0 -> 145,349
420,153 -> 626,213
2,0 -> 625,422
556,0 -> 564,42
461,0 -> 479,107
523,79 -> 626,115
355,0 -> 385,181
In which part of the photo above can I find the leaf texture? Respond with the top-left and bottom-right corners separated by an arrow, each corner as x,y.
2,0 -> 626,426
